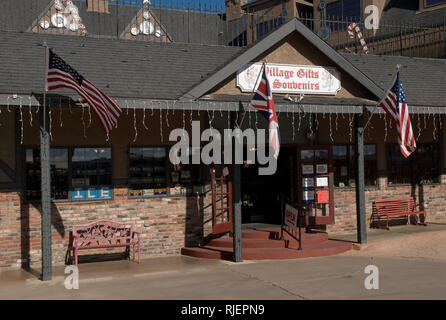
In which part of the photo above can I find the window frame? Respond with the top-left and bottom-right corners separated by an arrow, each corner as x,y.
425,0 -> 446,9
331,143 -> 378,188
386,142 -> 441,186
127,145 -> 170,198
23,145 -> 114,203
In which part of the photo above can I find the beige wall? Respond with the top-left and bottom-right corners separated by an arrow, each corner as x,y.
20,107 -> 206,182
206,32 -> 376,101
317,113 -> 444,172
0,111 -> 16,183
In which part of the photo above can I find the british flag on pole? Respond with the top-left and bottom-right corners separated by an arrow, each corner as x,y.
45,48 -> 121,135
378,70 -> 416,158
251,64 -> 280,159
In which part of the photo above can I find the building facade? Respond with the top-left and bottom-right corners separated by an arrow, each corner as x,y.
0,14 -> 446,269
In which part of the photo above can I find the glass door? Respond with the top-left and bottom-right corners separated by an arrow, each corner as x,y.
297,146 -> 334,225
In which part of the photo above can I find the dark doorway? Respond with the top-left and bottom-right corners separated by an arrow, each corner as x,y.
241,146 -> 297,224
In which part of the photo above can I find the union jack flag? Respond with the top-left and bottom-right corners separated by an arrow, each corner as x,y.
379,71 -> 416,158
45,48 -> 121,135
251,65 -> 280,159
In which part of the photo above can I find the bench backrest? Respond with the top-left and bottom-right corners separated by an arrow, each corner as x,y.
374,197 -> 416,214
72,220 -> 135,242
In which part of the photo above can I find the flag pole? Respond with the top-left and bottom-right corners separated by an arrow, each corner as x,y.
40,41 -> 52,281
238,60 -> 267,128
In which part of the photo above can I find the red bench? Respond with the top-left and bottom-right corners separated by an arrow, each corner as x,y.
372,197 -> 427,230
72,220 -> 141,266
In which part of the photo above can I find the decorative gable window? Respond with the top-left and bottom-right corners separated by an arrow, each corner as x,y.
33,0 -> 87,35
122,2 -> 170,42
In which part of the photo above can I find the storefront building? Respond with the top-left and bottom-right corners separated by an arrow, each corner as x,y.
1,18 -> 445,269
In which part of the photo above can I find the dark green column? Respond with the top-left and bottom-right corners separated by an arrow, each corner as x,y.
232,106 -> 242,262
355,111 -> 367,244
40,107 -> 52,280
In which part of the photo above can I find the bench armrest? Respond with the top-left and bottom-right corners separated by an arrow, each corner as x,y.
132,230 -> 141,240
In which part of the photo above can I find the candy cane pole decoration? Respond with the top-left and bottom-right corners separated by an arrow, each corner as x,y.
348,23 -> 369,54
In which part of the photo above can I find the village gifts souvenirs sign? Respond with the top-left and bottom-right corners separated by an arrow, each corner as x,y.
237,63 -> 341,95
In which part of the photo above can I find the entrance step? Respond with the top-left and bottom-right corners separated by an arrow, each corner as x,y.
182,228 -> 351,260
181,240 -> 352,260
212,230 -> 328,248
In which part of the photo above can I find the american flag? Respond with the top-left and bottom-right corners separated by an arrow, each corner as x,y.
251,65 -> 280,159
379,71 -> 416,158
45,48 -> 121,134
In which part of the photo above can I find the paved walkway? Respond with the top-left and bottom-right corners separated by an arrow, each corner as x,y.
1,223 -> 445,299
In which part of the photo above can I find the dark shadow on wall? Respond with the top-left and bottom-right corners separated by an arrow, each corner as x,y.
184,188 -> 211,248
20,194 -> 65,279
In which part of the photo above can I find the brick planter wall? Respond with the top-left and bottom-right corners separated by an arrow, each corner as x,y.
0,188 -> 213,269
327,181 -> 446,233
2,181 -> 446,269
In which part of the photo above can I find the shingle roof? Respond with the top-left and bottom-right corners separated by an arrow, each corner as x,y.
376,0 -> 446,38
0,0 -> 51,32
0,31 -> 242,100
342,53 -> 446,107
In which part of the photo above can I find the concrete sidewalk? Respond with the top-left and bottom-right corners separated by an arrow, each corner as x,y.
1,223 -> 445,299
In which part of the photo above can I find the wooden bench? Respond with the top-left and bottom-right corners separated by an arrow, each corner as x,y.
72,220 -> 140,266
372,197 -> 427,230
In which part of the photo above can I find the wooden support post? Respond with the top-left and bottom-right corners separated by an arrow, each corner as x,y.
355,110 -> 367,244
232,106 -> 242,262
40,106 -> 52,281
41,42 -> 52,281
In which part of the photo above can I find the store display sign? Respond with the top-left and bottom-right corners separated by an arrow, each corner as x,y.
317,189 -> 329,204
316,164 -> 328,174
316,177 -> 329,187
302,165 -> 314,175
303,190 -> 314,202
302,177 -> 314,188
284,204 -> 299,229
129,189 -> 143,197
72,186 -> 112,201
237,63 -> 341,95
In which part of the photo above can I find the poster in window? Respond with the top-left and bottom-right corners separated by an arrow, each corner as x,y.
154,188 -> 167,195
316,189 -> 329,204
302,165 -> 314,175
130,189 -> 143,197
181,170 -> 191,179
316,164 -> 328,174
171,171 -> 179,183
144,189 -> 154,196
316,176 -> 328,187
302,177 -> 314,188
303,190 -> 314,202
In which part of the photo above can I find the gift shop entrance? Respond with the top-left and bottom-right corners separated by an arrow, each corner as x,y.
241,145 -> 334,227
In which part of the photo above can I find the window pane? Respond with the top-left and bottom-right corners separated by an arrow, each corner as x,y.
426,0 -> 446,6
413,144 -> 440,184
333,145 -> 348,187
129,147 -> 167,195
364,145 -> 377,186
25,148 -> 68,201
387,143 -> 440,185
169,146 -> 202,187
387,144 -> 412,184
327,0 -> 361,31
72,148 -> 112,187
